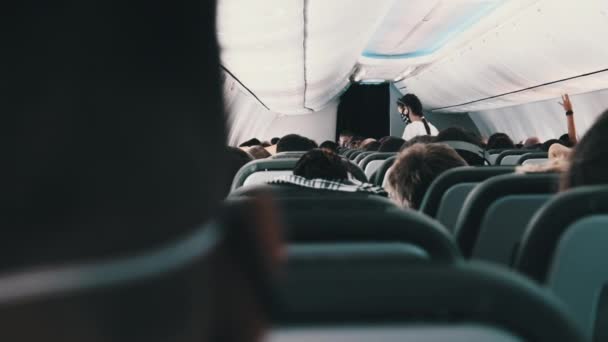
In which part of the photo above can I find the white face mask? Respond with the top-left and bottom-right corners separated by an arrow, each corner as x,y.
399,106 -> 411,123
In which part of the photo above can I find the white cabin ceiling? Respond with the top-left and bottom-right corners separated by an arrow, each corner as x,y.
218,0 -> 608,115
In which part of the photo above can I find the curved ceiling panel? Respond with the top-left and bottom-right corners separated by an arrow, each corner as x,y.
217,0 -> 393,115
396,0 -> 608,112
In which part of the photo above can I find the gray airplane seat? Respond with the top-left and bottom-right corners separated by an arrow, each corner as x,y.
454,173 -> 559,263
343,149 -> 360,159
517,152 -> 549,166
231,158 -> 367,191
487,149 -> 508,165
227,193 -> 458,263
272,151 -> 308,159
371,156 -> 397,186
0,199 -> 273,342
349,150 -> 365,161
354,151 -> 374,166
419,166 -> 515,232
360,153 -> 397,179
272,262 -> 585,342
515,185 -> 608,341
496,150 -> 535,165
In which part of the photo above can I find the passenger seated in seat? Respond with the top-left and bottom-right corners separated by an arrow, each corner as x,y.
269,149 -> 387,195
405,135 -> 436,147
319,140 -> 339,153
239,138 -> 262,147
436,127 -> 485,166
248,145 -> 272,159
294,149 -> 348,181
363,141 -> 381,152
378,136 -> 406,152
386,143 -> 467,209
270,137 -> 281,145
359,138 -> 377,150
487,133 -> 515,150
562,109 -> 608,190
276,134 -> 318,153
524,137 -> 541,149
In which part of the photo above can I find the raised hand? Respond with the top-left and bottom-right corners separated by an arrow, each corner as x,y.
559,94 -> 573,112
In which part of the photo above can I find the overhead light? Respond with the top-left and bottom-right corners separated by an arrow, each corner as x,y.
360,79 -> 388,84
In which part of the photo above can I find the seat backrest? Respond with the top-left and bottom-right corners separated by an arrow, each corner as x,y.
0,221 -> 223,341
349,150 -> 364,161
454,173 -> 559,259
280,203 -> 459,262
354,151 -> 374,166
371,156 -> 397,186
496,150 -> 536,165
515,185 -> 608,340
343,149 -> 359,158
518,152 -> 549,165
360,153 -> 397,178
273,261 -> 585,342
272,151 -> 307,159
420,166 -> 515,231
231,158 -> 367,191
487,149 -> 507,165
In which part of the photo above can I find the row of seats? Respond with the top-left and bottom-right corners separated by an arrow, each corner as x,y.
232,154 -> 607,340
487,149 -> 549,166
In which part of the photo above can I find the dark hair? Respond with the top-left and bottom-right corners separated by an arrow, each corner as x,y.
270,137 -> 280,145
388,143 -> 467,209
563,109 -> 608,190
558,133 -> 574,148
276,134 -> 318,153
397,93 -> 423,116
239,138 -> 262,147
436,127 -> 484,166
248,145 -> 271,159
541,139 -> 566,152
407,135 -> 436,146
363,141 -> 381,152
319,140 -> 339,153
378,137 -> 406,152
225,147 -> 253,195
293,149 -> 348,181
486,133 -> 515,150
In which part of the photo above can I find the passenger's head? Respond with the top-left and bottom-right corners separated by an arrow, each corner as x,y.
276,134 -> 318,153
293,149 -> 348,181
378,136 -> 406,152
359,138 -> 377,150
387,143 -> 467,209
397,93 -> 423,117
541,139 -> 566,152
487,133 -> 515,150
348,136 -> 364,149
363,141 -> 381,152
524,136 -> 541,148
270,137 -> 281,145
562,109 -> 608,190
436,127 -> 484,166
225,147 -> 253,195
319,140 -> 339,153
248,145 -> 272,159
559,133 -> 574,148
401,135 -> 436,149
338,130 -> 354,147
239,138 -> 262,147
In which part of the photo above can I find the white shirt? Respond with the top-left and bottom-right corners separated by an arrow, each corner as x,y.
402,120 -> 439,141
